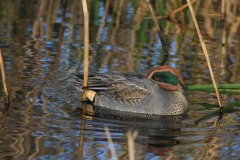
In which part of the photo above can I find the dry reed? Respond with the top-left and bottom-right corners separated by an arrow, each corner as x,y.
78,0 -> 89,159
0,48 -> 10,134
81,0 -> 89,102
0,48 -> 9,104
146,0 -> 168,65
186,0 -> 223,111
160,0 -> 198,19
145,0 -> 198,19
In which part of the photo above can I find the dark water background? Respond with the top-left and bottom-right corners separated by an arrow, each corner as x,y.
0,0 -> 240,159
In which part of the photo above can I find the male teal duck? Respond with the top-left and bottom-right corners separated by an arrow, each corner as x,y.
73,66 -> 188,115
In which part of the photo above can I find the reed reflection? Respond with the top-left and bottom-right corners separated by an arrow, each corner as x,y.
74,104 -> 187,158
0,0 -> 239,159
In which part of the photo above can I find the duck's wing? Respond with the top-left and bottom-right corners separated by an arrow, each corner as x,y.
75,73 -> 151,102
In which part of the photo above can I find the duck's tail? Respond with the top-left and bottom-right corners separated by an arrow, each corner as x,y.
68,70 -> 83,91
72,80 -> 84,92
68,70 -> 96,102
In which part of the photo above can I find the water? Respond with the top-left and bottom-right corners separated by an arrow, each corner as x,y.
0,0 -> 240,159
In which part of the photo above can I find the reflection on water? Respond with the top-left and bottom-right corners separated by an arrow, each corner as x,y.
74,105 -> 186,158
0,0 -> 240,159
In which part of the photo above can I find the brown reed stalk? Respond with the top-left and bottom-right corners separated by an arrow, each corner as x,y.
186,0 -> 223,112
127,130 -> 138,160
81,0 -> 89,102
78,0 -> 89,159
161,0 -> 198,19
146,0 -> 168,66
145,0 -> 198,19
0,48 -> 9,104
0,48 -> 10,134
104,126 -> 118,160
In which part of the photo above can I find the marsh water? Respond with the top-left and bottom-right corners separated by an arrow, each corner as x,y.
0,0 -> 240,159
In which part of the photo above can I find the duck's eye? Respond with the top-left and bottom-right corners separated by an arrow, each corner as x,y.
151,71 -> 180,86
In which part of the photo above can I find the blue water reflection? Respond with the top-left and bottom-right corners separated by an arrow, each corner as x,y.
0,0 -> 239,159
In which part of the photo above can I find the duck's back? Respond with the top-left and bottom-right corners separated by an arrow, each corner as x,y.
73,72 -> 187,115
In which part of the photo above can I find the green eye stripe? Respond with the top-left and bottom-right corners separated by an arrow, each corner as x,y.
151,71 -> 180,86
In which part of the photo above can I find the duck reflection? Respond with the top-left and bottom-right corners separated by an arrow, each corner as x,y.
74,103 -> 187,157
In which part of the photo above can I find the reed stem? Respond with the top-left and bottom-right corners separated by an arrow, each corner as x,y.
145,0 -> 199,19
0,48 -> 9,104
81,0 -> 89,102
78,0 -> 89,159
162,0 -> 198,19
146,0 -> 168,66
186,0 -> 223,112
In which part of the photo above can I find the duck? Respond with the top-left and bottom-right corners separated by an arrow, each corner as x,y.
73,66 -> 188,115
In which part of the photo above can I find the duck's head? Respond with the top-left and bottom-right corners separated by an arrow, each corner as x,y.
146,66 -> 185,91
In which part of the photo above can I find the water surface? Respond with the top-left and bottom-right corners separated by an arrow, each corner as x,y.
0,0 -> 240,159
